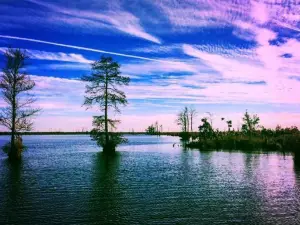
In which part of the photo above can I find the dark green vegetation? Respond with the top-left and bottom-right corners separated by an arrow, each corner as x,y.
145,121 -> 163,135
81,56 -> 130,154
182,110 -> 300,164
0,48 -> 39,161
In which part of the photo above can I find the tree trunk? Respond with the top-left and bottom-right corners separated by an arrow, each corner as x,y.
186,114 -> 189,133
104,72 -> 109,152
190,115 -> 193,132
103,71 -> 115,154
9,77 -> 17,160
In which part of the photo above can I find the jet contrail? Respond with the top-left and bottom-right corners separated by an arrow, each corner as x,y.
0,35 -> 176,63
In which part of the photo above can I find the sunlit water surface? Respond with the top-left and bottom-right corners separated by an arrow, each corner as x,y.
0,135 -> 299,225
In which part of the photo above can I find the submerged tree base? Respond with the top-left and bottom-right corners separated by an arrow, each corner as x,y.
90,131 -> 127,154
2,138 -> 26,162
102,143 -> 116,155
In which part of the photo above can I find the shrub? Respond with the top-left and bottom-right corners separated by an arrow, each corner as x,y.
2,137 -> 27,158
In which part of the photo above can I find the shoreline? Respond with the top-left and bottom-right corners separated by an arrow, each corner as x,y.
0,132 -> 183,136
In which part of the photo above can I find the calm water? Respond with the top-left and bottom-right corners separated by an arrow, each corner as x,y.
0,135 -> 299,225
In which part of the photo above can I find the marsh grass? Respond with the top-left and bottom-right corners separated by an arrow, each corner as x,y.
186,128 -> 300,154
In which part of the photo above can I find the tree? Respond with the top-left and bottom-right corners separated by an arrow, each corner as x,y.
189,106 -> 197,132
155,121 -> 159,133
226,120 -> 232,131
241,110 -> 260,135
146,124 -> 156,134
177,107 -> 189,132
0,48 -> 40,160
221,117 -> 232,131
198,117 -> 214,140
206,112 -> 214,128
82,56 -> 130,154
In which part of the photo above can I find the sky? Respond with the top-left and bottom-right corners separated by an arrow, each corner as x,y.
0,0 -> 300,132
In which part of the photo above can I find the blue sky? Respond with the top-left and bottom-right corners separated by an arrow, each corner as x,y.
0,0 -> 300,131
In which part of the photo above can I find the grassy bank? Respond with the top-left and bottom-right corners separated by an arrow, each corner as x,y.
186,133 -> 300,152
185,131 -> 300,167
183,127 -> 300,165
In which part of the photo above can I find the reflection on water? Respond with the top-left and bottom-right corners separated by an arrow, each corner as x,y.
88,153 -> 126,224
0,135 -> 299,224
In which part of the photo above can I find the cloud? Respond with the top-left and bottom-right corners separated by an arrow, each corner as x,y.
1,0 -> 300,131
129,44 -> 182,54
0,74 -> 298,132
44,63 -> 91,71
250,1 -> 269,24
147,0 -> 300,36
0,47 -> 93,63
0,35 -> 170,63
26,0 -> 161,44
121,58 -> 203,75
182,41 -> 300,105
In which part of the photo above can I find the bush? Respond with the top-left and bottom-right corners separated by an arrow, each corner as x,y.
186,133 -> 300,153
179,132 -> 191,141
2,137 -> 27,158
90,130 -> 127,153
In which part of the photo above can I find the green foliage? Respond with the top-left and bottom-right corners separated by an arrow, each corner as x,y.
186,111 -> 300,155
179,132 -> 191,141
145,121 -> 162,134
146,124 -> 156,134
90,130 -> 127,151
241,110 -> 260,134
187,126 -> 300,153
82,56 -> 130,113
198,118 -> 214,139
2,138 -> 27,157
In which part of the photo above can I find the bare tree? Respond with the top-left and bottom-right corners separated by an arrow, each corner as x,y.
189,106 -> 197,132
206,112 -> 214,128
0,48 -> 40,160
177,107 -> 189,132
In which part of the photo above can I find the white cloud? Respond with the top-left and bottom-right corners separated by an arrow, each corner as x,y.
0,47 -> 93,63
130,44 -> 181,54
0,35 -> 170,63
250,1 -> 269,24
182,40 -> 300,105
26,0 -> 161,44
0,74 -> 299,132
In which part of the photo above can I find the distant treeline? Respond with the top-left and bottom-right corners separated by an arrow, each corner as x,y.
0,131 -> 185,136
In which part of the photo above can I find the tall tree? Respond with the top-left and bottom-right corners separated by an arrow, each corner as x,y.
177,107 -> 189,132
0,48 -> 40,160
206,112 -> 214,128
82,56 -> 130,154
241,110 -> 260,135
198,118 -> 214,140
189,106 -> 197,132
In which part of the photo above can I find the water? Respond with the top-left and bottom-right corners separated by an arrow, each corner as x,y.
0,135 -> 299,225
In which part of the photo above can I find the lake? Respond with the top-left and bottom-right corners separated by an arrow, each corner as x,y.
0,135 -> 299,225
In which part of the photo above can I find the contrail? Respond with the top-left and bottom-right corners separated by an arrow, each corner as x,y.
0,35 -> 175,63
